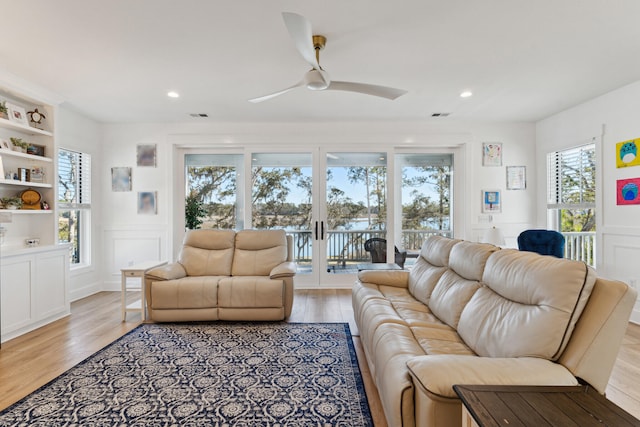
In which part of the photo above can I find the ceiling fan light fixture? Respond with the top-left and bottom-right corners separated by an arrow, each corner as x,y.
304,69 -> 330,91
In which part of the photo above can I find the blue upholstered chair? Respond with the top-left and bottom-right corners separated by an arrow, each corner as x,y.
517,229 -> 565,258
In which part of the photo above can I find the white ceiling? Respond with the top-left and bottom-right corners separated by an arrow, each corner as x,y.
2,0 -> 640,123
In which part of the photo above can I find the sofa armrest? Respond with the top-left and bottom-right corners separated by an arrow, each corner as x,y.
357,270 -> 410,288
407,355 -> 578,399
145,263 -> 187,281
270,261 -> 297,279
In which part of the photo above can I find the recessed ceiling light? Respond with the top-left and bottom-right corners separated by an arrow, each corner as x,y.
167,91 -> 180,98
460,91 -> 473,98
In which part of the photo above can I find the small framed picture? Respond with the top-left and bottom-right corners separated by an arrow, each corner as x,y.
6,103 -> 28,126
111,167 -> 132,192
27,143 -> 46,157
138,191 -> 157,214
506,166 -> 526,190
482,189 -> 502,213
137,144 -> 157,167
0,139 -> 12,150
30,167 -> 45,183
482,142 -> 502,166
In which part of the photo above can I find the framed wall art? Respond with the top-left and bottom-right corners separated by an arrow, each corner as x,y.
506,166 -> 526,190
6,103 -> 28,126
138,191 -> 157,214
136,144 -> 157,167
111,167 -> 132,192
482,142 -> 502,166
615,138 -> 640,168
482,189 -> 501,213
617,178 -> 640,205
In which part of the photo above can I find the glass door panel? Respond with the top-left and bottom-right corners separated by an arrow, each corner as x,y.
185,154 -> 245,229
396,153 -> 452,268
324,152 -> 387,278
251,153 -> 315,283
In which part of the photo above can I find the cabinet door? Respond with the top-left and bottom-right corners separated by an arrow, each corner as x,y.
34,250 -> 69,319
1,257 -> 33,334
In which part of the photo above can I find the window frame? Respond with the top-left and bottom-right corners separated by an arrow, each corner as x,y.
58,148 -> 92,268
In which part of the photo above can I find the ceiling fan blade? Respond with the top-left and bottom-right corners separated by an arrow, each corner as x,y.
248,81 -> 304,103
282,12 -> 320,70
327,81 -> 407,100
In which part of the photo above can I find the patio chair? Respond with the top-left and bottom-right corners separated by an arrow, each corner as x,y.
364,237 -> 407,268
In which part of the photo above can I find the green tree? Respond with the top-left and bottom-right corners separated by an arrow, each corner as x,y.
559,148 -> 595,232
187,166 -> 237,228
185,190 -> 207,229
346,166 -> 386,230
251,166 -> 312,229
402,165 -> 450,231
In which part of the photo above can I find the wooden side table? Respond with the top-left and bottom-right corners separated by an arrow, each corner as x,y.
121,260 -> 166,322
454,384 -> 639,427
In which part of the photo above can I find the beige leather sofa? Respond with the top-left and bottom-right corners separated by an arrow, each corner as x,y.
353,235 -> 637,427
145,229 -> 296,322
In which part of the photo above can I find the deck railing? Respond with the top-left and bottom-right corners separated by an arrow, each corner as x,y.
287,229 -> 452,267
287,229 -> 596,269
562,232 -> 595,267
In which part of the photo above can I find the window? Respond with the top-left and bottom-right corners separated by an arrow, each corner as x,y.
58,149 -> 91,266
185,154 -> 244,229
397,153 -> 452,250
547,142 -> 595,265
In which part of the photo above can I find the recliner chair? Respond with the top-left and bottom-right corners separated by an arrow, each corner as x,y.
517,229 -> 565,258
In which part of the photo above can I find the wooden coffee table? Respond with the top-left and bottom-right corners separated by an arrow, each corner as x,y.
453,384 -> 639,427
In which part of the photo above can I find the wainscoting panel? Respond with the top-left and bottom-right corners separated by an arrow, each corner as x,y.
102,226 -> 169,291
601,231 -> 640,324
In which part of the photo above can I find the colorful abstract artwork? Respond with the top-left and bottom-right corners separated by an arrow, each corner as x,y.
482,142 -> 502,166
616,138 -> 640,168
617,178 -> 640,205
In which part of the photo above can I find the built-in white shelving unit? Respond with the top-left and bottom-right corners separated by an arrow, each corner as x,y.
0,81 -> 69,344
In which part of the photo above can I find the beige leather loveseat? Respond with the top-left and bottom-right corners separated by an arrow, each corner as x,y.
145,229 -> 296,322
353,235 -> 636,427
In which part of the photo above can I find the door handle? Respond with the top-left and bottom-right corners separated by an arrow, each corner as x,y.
315,221 -> 318,240
321,221 -> 325,240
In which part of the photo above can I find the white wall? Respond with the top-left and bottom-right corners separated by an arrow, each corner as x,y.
57,106 -> 103,301
537,80 -> 640,323
99,120 -> 536,288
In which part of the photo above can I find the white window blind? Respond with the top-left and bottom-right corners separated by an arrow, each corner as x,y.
547,143 -> 595,210
58,149 -> 91,208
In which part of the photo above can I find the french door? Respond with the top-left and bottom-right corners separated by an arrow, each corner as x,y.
180,146 -> 455,287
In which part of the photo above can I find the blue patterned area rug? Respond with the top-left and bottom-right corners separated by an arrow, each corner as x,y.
0,323 -> 373,426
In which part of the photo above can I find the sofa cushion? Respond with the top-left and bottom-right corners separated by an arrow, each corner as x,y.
218,277 -> 285,308
151,276 -> 219,309
448,241 -> 498,281
232,229 -> 288,276
457,249 -> 596,360
411,325 -> 475,356
178,229 -> 236,276
428,241 -> 499,328
408,236 -> 460,305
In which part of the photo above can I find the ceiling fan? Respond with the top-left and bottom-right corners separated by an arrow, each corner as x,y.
249,12 -> 407,103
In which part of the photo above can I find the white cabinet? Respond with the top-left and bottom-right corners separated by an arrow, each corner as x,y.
0,76 -> 68,345
1,245 -> 70,343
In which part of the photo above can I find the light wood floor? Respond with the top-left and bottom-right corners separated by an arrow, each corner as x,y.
0,290 -> 639,426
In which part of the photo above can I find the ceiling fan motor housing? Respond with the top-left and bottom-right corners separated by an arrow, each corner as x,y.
305,69 -> 330,90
